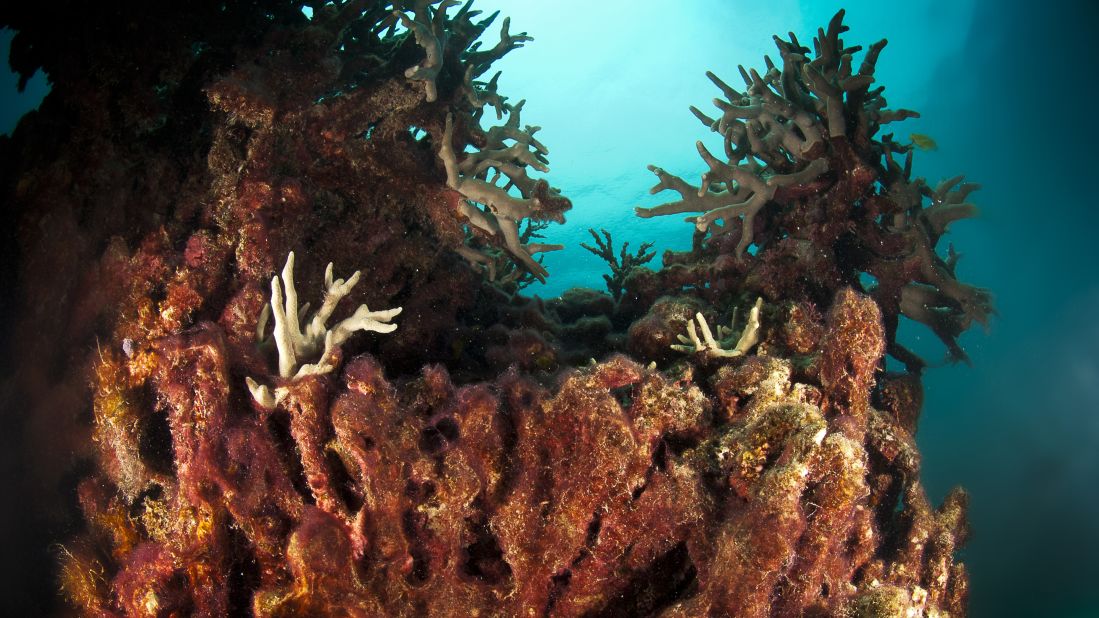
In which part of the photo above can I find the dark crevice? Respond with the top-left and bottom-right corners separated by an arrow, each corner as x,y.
566,510 -> 603,571
265,410 -> 312,504
632,440 -> 666,502
918,539 -> 934,589
129,483 -> 163,520
139,395 -> 177,477
325,449 -> 363,512
436,416 -> 459,442
460,502 -> 512,585
866,450 -> 906,557
402,510 -> 432,586
148,281 -> 168,305
534,445 -> 555,523
419,416 -> 460,456
419,424 -> 448,454
760,441 -> 785,474
585,542 -> 697,618
769,574 -> 789,610
545,569 -> 572,617
876,496 -> 913,565
610,384 -> 633,409
491,383 -> 522,505
167,571 -> 197,615
844,526 -> 863,559
652,438 -> 669,472
663,434 -> 699,458
853,564 -> 869,586
584,511 -> 603,551
225,520 -> 261,617
403,478 -> 436,502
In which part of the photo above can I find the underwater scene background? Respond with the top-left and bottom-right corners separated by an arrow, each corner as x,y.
0,0 -> 1096,616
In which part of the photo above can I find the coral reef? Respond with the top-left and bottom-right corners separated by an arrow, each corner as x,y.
1,3 -> 979,617
636,10 -> 992,370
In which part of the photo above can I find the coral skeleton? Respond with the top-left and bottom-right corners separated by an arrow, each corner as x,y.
672,297 -> 764,358
246,252 -> 401,408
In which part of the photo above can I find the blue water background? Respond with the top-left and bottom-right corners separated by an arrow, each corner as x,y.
3,1 -> 1097,615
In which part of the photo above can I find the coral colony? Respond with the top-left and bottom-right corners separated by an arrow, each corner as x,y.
1,1 -> 989,615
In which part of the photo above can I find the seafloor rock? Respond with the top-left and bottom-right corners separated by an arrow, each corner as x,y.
1,2 -> 981,616
62,290 -> 968,617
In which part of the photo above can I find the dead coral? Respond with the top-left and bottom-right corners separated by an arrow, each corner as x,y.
671,296 -> 764,360
2,0 -> 569,611
62,278 -> 971,616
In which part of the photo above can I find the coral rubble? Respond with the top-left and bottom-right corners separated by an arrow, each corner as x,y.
1,3 -> 980,616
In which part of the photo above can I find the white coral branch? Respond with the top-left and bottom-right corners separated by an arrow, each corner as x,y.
671,297 -> 764,359
248,252 -> 402,408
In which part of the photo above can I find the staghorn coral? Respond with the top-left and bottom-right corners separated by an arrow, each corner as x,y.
671,296 -> 764,359
1,0 -> 569,611
581,228 -> 657,302
2,3 -> 975,616
245,251 -> 402,409
440,106 -> 569,282
636,9 -> 992,370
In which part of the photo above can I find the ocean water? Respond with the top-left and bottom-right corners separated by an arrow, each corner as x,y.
2,1 -> 1097,615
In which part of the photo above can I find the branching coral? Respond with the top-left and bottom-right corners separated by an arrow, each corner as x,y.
2,2 -> 976,616
879,156 -> 993,364
459,219 -> 555,290
636,9 -> 992,369
581,228 -> 656,301
392,0 -> 532,102
386,1 -> 569,282
440,109 -> 568,281
245,252 -> 401,409
392,2 -> 451,102
2,1 -> 576,606
671,296 -> 763,359
637,157 -> 829,257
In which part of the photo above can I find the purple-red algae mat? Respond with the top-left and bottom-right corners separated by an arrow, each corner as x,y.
0,2 -> 992,616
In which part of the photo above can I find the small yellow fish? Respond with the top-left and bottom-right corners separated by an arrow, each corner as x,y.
909,133 -> 938,151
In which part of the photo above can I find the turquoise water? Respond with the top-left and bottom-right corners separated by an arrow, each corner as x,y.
3,1 -> 1097,615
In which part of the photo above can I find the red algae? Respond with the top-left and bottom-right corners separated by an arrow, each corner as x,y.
1,3 -> 984,616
